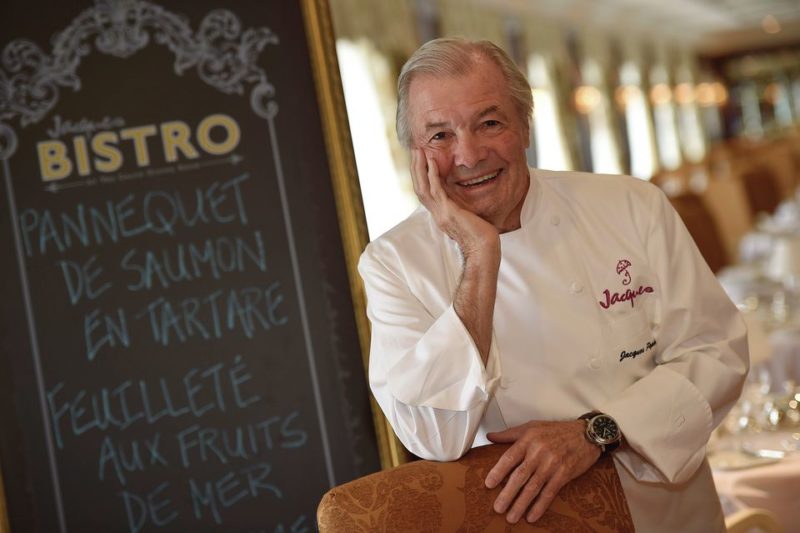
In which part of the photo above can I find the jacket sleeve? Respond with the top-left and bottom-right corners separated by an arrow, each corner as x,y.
598,187 -> 749,484
358,240 -> 501,461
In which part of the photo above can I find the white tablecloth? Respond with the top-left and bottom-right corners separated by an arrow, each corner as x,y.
713,449 -> 800,532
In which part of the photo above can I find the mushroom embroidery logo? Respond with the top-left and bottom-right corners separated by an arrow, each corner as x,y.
617,259 -> 632,285
598,259 -> 654,309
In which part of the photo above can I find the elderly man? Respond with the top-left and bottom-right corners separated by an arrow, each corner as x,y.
358,37 -> 748,532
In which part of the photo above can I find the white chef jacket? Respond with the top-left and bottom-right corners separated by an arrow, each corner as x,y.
359,169 -> 749,532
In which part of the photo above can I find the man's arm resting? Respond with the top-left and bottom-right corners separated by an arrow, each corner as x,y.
360,245 -> 501,460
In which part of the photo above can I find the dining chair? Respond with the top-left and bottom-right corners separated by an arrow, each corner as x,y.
725,508 -> 785,533
702,175 -> 754,263
740,166 -> 783,218
668,192 -> 729,273
317,443 -> 634,532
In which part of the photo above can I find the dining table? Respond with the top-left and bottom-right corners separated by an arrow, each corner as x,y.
711,195 -> 800,532
710,427 -> 800,532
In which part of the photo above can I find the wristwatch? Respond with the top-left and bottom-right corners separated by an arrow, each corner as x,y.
579,411 -> 622,455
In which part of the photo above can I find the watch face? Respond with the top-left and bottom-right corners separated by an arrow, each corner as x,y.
590,415 -> 620,444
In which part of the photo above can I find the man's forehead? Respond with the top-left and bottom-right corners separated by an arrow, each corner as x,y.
408,68 -> 512,121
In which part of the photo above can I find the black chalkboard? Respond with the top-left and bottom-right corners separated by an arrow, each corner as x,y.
0,1 -> 380,531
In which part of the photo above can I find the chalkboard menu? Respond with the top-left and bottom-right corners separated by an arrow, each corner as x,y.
0,0 -> 381,531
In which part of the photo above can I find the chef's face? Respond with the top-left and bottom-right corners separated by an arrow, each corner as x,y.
407,57 -> 530,232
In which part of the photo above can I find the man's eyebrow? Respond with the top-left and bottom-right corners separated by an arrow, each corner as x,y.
424,120 -> 449,132
424,106 -> 505,132
476,105 -> 503,119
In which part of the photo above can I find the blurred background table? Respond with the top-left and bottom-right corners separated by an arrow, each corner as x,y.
710,429 -> 800,532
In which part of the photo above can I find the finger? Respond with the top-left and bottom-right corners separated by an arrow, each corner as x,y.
505,472 -> 546,524
426,155 -> 451,203
410,148 -> 429,199
526,474 -> 566,523
492,458 -> 536,515
425,154 -> 439,188
485,444 -> 525,489
486,426 -> 524,443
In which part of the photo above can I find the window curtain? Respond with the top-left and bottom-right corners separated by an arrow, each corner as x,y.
619,35 -> 659,179
437,0 -> 508,45
650,41 -> 683,171
675,49 -> 708,164
520,17 -> 574,171
577,29 -> 624,175
329,0 -> 421,238
329,0 -> 419,59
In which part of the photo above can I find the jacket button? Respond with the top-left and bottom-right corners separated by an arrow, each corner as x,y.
589,357 -> 601,370
570,281 -> 583,293
550,215 -> 560,226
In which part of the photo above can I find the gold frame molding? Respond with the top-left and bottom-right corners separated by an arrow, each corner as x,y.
300,0 -> 408,470
0,462 -> 7,533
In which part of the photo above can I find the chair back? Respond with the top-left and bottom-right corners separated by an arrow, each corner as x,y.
740,166 -> 783,217
725,508 -> 785,533
669,192 -> 729,272
317,444 -> 634,532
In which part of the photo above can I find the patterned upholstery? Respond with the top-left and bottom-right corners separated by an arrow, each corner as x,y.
317,444 -> 634,532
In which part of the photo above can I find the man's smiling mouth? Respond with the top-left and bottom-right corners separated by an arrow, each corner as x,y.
458,170 -> 500,187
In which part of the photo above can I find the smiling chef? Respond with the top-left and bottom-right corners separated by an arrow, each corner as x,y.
358,37 -> 748,532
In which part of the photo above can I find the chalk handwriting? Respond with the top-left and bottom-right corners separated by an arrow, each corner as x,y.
58,255 -> 112,304
121,481 -> 178,533
98,433 -> 168,486
135,283 -> 288,345
189,462 -> 282,525
84,307 -> 129,361
177,411 -> 308,468
121,230 -> 267,291
19,173 -> 250,257
46,356 -> 262,449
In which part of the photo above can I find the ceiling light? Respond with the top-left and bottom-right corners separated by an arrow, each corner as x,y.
675,83 -> 695,105
712,82 -> 729,106
650,83 -> 673,105
614,85 -> 640,110
761,14 -> 781,34
695,83 -> 716,107
574,86 -> 602,114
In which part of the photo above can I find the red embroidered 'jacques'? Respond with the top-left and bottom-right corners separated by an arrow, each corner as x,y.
598,285 -> 654,309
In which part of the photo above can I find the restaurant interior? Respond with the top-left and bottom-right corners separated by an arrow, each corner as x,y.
324,0 -> 800,530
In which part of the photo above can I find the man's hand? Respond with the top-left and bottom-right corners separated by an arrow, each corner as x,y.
411,148 -> 500,362
411,149 -> 499,260
485,420 -> 601,524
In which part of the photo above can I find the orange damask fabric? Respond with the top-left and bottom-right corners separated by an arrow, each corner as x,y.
317,444 -> 634,532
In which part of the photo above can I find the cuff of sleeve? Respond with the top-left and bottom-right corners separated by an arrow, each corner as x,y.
387,305 -> 501,410
599,365 -> 712,484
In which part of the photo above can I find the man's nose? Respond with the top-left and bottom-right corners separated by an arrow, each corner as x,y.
453,133 -> 487,168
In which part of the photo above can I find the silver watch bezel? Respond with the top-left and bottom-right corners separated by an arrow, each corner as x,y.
585,413 -> 621,448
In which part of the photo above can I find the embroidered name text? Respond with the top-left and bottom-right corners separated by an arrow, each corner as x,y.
599,285 -> 654,309
620,339 -> 657,361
